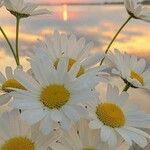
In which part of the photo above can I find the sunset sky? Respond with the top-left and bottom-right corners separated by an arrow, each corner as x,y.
1,4 -> 150,66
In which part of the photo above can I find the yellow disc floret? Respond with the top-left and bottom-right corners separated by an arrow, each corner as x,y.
83,148 -> 95,150
40,84 -> 70,109
2,79 -> 26,92
54,58 -> 84,77
96,103 -> 125,128
130,70 -> 144,86
1,137 -> 34,150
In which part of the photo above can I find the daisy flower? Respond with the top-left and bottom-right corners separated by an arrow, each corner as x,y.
0,66 -> 25,112
0,109 -> 61,150
108,49 -> 150,89
28,31 -> 106,78
10,57 -> 100,134
124,0 -> 150,22
4,0 -> 51,18
52,119 -> 128,150
52,119 -> 111,150
87,84 -> 150,148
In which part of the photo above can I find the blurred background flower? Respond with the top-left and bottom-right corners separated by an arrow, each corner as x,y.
4,0 -> 51,18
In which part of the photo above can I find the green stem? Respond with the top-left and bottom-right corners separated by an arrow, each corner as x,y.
16,16 -> 20,65
123,82 -> 131,92
0,26 -> 19,65
100,16 -> 132,65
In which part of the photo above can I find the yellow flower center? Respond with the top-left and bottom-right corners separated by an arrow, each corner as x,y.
130,71 -> 144,86
54,58 -> 84,77
1,137 -> 34,150
83,148 -> 95,150
96,103 -> 125,128
2,79 -> 26,92
40,84 -> 70,109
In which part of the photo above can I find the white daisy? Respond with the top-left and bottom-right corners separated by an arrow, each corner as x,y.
0,0 -> 3,7
28,31 -> 106,79
10,57 -> 100,134
124,0 -> 150,22
0,66 -> 25,112
4,0 -> 51,18
51,119 -> 111,150
108,49 -> 150,90
52,119 -> 129,150
0,109 -> 61,150
87,84 -> 150,148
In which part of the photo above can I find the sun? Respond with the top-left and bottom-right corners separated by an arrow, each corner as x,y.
63,4 -> 68,21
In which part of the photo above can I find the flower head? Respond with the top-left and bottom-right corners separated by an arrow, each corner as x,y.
0,109 -> 61,150
108,49 -> 150,89
10,57 -> 100,134
124,0 -> 150,22
0,66 -> 25,112
52,119 -> 111,150
28,31 -> 107,81
4,0 -> 51,18
87,84 -> 150,148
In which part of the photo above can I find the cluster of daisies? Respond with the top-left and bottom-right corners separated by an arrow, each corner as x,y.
0,0 -> 150,150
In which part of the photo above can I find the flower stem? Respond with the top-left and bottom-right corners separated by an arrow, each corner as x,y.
100,16 -> 132,65
16,16 -> 20,66
0,26 -> 19,65
123,82 -> 131,92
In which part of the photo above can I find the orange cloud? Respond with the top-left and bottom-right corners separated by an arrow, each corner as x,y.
0,25 -> 41,42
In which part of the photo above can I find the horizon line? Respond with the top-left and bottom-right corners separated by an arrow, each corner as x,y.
38,2 -> 150,6
39,2 -> 123,6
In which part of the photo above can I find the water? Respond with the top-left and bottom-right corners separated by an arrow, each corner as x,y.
0,4 -> 150,112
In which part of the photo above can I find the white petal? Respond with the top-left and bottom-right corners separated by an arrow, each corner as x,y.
5,66 -> 13,79
82,52 -> 104,68
101,125 -> 112,142
51,109 -> 62,122
125,126 -> 150,139
39,114 -> 53,135
21,109 -> 47,125
0,72 -> 6,83
116,128 -> 132,146
89,120 -> 102,129
68,62 -> 81,79
0,94 -> 11,106
60,113 -> 72,130
14,69 -> 40,92
63,105 -> 80,122
11,98 -> 41,109
108,129 -> 117,148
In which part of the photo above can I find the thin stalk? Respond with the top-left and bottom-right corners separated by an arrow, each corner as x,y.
100,16 -> 132,65
16,16 -> 20,65
123,82 -> 131,92
0,26 -> 19,65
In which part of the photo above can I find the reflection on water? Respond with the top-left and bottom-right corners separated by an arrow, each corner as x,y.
0,4 -> 150,112
63,4 -> 68,21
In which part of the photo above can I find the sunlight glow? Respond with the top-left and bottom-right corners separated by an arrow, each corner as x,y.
63,4 -> 68,21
